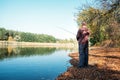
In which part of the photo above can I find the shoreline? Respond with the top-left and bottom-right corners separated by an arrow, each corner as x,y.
0,41 -> 77,48
56,47 -> 120,80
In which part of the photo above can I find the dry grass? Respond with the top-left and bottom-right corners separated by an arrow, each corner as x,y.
56,47 -> 120,80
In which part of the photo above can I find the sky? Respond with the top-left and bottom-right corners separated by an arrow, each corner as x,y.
0,0 -> 88,39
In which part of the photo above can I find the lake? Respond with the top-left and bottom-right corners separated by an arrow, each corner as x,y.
0,46 -> 74,80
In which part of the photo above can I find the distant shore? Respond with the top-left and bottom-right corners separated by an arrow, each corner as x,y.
0,41 -> 77,48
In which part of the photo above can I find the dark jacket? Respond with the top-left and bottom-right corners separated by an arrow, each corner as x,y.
76,27 -> 90,44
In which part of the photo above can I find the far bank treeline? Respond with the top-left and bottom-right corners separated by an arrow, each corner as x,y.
0,27 -> 75,43
0,27 -> 57,42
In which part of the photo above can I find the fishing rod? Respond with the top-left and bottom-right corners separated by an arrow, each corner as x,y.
57,27 -> 76,36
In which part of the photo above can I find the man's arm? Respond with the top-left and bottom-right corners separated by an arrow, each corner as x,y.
76,29 -> 81,41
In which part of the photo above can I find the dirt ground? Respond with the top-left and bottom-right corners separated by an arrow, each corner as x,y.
56,47 -> 120,80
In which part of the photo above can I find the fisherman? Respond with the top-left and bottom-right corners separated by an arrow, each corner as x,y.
76,21 -> 90,68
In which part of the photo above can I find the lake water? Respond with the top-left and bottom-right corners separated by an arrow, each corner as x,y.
0,47 -> 74,80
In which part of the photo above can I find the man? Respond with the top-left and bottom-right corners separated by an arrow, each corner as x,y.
76,22 -> 90,68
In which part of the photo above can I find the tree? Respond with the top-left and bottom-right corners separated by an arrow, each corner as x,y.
76,0 -> 120,47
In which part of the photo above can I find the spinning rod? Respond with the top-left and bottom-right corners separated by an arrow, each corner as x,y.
57,27 -> 76,36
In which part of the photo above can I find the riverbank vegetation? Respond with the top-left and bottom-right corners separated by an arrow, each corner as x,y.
0,27 -> 76,43
76,0 -> 120,47
0,27 -> 56,42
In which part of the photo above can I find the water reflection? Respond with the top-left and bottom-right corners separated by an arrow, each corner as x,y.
0,46 -> 74,80
0,46 -> 56,60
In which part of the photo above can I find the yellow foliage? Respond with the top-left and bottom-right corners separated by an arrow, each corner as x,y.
8,36 -> 14,41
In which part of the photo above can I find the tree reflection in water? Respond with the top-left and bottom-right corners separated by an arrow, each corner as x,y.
0,46 -> 56,60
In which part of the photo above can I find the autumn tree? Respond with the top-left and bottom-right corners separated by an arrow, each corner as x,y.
76,0 -> 120,47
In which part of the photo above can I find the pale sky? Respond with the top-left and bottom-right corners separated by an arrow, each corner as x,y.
0,0 -> 89,39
